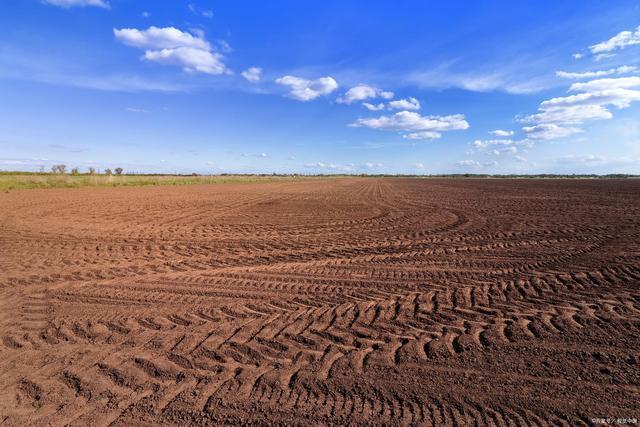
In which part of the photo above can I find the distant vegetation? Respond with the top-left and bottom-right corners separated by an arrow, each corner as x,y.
0,169 -> 638,191
0,171 -> 308,190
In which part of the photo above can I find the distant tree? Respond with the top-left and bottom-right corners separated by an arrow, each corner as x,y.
71,167 -> 80,176
88,167 -> 96,175
104,168 -> 112,175
51,164 -> 67,174
114,167 -> 124,175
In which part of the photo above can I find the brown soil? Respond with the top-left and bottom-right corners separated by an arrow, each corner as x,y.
0,178 -> 639,426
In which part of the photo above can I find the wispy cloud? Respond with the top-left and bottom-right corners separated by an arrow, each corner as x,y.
241,67 -> 262,83
126,107 -> 149,113
43,0 -> 110,9
490,129 -> 514,137
304,162 -> 353,172
556,66 -> 637,80
457,159 -> 480,167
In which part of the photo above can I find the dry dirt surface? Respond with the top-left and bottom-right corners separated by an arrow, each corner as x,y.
1,178 -> 639,426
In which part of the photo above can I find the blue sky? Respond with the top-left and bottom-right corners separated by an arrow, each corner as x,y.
1,0 -> 640,174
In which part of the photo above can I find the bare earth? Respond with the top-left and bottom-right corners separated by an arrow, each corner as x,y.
1,178 -> 639,426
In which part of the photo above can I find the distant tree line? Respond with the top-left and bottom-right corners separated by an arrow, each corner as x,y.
48,165 -> 125,175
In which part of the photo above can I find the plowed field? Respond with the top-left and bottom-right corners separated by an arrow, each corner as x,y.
1,178 -> 639,425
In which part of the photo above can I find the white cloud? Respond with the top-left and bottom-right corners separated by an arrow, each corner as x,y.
573,53 -> 584,59
43,0 -> 109,8
543,89 -> 640,110
589,25 -> 640,54
556,66 -> 637,80
350,111 -> 469,140
491,146 -> 518,156
363,162 -> 383,169
144,47 -> 226,74
241,152 -> 268,158
403,131 -> 441,140
413,162 -> 425,169
241,67 -> 262,83
337,85 -> 393,104
362,102 -> 385,111
473,139 -> 515,149
568,76 -> 640,92
276,75 -> 338,101
518,75 -> 640,139
490,129 -> 514,137
522,124 -> 582,140
594,53 -> 616,62
126,107 -> 149,113
514,155 -> 527,163
520,104 -> 613,124
484,160 -> 499,167
114,26 -> 228,75
114,26 -> 209,50
388,97 -> 420,110
188,3 -> 213,18
457,160 -> 480,167
304,162 -> 353,172
556,154 -> 606,165
217,40 -> 232,53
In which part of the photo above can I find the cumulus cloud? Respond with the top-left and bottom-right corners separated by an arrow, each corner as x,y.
573,53 -> 584,59
114,26 -> 209,50
44,0 -> 109,8
114,26 -> 228,75
518,75 -> 640,139
388,97 -> 420,110
241,67 -> 262,83
337,85 -> 393,104
556,66 -> 637,80
276,75 -> 338,101
589,25 -> 640,54
362,102 -> 385,111
413,162 -> 425,169
490,129 -> 514,136
350,111 -> 469,140
522,124 -> 582,140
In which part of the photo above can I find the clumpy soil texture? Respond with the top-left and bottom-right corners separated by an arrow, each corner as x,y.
0,179 -> 639,425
